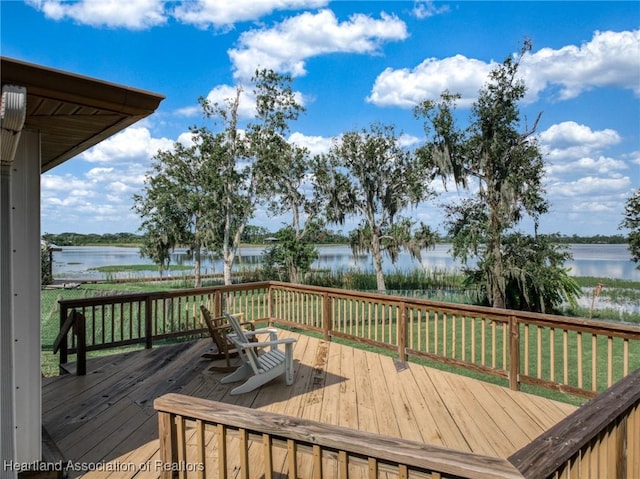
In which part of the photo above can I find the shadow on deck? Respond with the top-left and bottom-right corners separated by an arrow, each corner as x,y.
42,330 -> 575,478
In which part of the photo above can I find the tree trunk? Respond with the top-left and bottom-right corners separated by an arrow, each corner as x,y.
223,255 -> 233,286
488,236 -> 505,309
371,232 -> 386,291
194,247 -> 202,288
289,263 -> 299,284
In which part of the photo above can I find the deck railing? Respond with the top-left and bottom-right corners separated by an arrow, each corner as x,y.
268,282 -> 640,398
56,281 -> 640,477
58,281 -> 640,397
56,282 -> 271,373
153,368 -> 640,479
509,366 -> 640,478
154,393 -> 524,479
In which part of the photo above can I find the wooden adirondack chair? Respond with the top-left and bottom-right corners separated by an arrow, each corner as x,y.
200,306 -> 255,372
220,311 -> 297,395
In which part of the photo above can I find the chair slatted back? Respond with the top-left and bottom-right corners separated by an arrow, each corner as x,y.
223,311 -> 261,372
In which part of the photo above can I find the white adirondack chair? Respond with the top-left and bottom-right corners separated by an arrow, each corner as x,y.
220,312 -> 297,395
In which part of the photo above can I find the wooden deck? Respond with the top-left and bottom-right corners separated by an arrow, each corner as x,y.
42,329 -> 576,478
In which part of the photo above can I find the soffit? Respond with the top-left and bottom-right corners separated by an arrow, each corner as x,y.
1,56 -> 165,172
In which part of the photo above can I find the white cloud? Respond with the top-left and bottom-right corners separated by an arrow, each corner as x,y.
412,1 -> 450,19
288,132 -> 333,155
367,55 -> 494,108
42,174 -> 95,195
522,30 -> 640,100
546,156 -> 628,176
173,0 -> 328,29
174,105 -> 201,117
539,121 -> 621,150
627,151 -> 640,166
368,29 -> 640,109
204,85 -> 258,119
85,167 -> 115,181
80,127 -> 173,164
229,9 -> 408,80
176,131 -> 197,147
398,133 -> 421,148
539,121 -> 622,164
28,0 -> 330,30
26,0 -> 167,29
547,176 -> 631,198
42,125 -> 179,232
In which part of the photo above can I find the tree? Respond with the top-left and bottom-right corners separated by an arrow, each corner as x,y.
197,69 -> 307,285
416,42 -> 577,311
197,86 -> 253,286
241,225 -> 271,244
41,242 -> 53,286
135,69 -> 307,287
318,122 -> 436,291
463,233 -> 580,313
133,140 -> 219,287
620,188 -> 640,268
138,221 -> 173,278
249,69 -> 325,284
262,225 -> 319,282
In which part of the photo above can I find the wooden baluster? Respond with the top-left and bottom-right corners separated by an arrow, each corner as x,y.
549,327 -> 555,383
287,439 -> 297,479
196,420 -> 205,479
313,445 -> 323,479
217,424 -> 227,479
239,428 -> 249,479
592,333 -> 598,392
398,302 -> 407,363
509,316 -> 520,391
158,411 -> 178,479
263,434 -> 273,479
577,331 -> 583,390
338,451 -> 348,479
176,415 -> 186,479
563,330 -> 569,385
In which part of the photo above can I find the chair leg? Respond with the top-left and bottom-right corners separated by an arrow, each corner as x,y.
229,368 -> 281,395
284,343 -> 294,385
220,363 -> 252,384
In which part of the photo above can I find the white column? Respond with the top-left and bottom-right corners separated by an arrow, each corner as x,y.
0,156 -> 17,479
10,129 -> 42,463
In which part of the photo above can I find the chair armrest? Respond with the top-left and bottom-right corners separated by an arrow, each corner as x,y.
247,327 -> 278,335
237,337 -> 297,349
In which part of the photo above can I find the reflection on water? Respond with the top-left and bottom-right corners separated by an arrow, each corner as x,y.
52,244 -> 639,282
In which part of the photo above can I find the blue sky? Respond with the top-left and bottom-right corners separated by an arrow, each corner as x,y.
2,1 -> 639,236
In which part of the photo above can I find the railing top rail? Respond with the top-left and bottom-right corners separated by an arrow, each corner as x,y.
269,281 -> 640,336
155,393 -> 523,479
508,366 -> 640,478
57,281 -> 271,308
56,280 -> 640,338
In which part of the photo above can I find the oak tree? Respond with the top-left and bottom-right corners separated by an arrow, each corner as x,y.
318,122 -> 435,291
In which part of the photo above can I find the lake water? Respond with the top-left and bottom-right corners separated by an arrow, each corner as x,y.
52,243 -> 639,282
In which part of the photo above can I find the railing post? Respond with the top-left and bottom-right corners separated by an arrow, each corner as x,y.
268,284 -> 274,324
509,315 -> 520,391
145,295 -> 153,349
158,411 -> 178,479
73,311 -> 87,376
322,293 -> 332,341
213,290 -> 222,317
398,302 -> 407,363
58,301 -> 68,373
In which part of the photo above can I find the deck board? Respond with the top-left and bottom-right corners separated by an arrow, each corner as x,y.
42,330 -> 576,478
